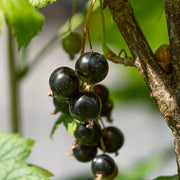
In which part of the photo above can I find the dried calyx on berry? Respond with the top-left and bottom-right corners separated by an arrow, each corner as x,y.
155,44 -> 171,73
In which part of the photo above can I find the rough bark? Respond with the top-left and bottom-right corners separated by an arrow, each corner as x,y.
108,0 -> 180,178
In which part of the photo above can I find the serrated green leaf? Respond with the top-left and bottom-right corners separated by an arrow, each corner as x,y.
63,115 -> 78,136
29,0 -> 57,8
0,159 -> 52,179
0,0 -> 44,49
50,113 -> 69,138
0,132 -> 53,179
154,175 -> 178,180
0,132 -> 34,161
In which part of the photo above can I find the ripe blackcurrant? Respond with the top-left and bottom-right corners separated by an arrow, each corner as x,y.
62,32 -> 82,59
75,121 -> 102,146
91,154 -> 116,178
101,99 -> 113,117
69,91 -> 102,122
73,143 -> 97,162
49,67 -> 79,100
99,126 -> 124,153
53,98 -> 69,114
75,52 -> 109,84
94,84 -> 109,104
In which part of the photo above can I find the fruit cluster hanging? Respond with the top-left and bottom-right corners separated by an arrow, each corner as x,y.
48,50 -> 124,179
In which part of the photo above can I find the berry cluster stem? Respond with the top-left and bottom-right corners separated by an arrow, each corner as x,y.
81,0 -> 97,54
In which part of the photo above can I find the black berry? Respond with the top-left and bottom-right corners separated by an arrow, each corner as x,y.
73,143 -> 97,162
94,84 -> 109,104
75,52 -> 109,84
101,99 -> 113,117
75,121 -> 102,146
53,98 -> 69,114
99,126 -> 124,153
91,154 -> 116,177
62,32 -> 82,59
70,91 -> 102,122
49,67 -> 79,100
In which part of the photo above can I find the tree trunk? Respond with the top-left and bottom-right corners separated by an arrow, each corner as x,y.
107,0 -> 180,178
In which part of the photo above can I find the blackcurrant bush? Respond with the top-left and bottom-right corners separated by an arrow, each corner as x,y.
99,126 -> 124,153
75,52 -> 109,84
62,32 -> 82,59
53,98 -> 69,114
101,99 -> 113,117
49,67 -> 79,100
73,143 -> 97,162
75,121 -> 102,146
91,154 -> 116,178
94,84 -> 109,104
70,91 -> 102,122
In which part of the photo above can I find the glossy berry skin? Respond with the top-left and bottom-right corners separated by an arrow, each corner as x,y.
99,126 -> 124,153
70,91 -> 102,122
91,154 -> 116,177
75,121 -> 102,146
62,32 -> 82,59
94,84 -> 109,104
53,98 -> 69,114
73,144 -> 97,162
75,52 -> 109,84
49,67 -> 79,100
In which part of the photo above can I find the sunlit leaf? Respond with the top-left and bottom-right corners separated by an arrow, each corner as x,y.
0,132 -> 34,161
63,115 -> 78,136
29,0 -> 57,8
0,132 -> 53,179
0,0 -> 44,49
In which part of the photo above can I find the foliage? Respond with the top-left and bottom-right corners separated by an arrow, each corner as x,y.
0,132 -> 53,179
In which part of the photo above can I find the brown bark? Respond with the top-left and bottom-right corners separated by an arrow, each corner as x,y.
107,0 -> 180,178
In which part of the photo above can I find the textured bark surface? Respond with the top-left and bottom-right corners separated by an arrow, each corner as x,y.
108,0 -> 180,178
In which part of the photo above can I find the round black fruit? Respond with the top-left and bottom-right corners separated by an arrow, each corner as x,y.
75,121 -> 101,146
62,32 -> 82,59
49,67 -> 79,100
53,98 -> 69,114
75,52 -> 109,84
70,91 -> 102,122
94,84 -> 109,104
73,144 -> 97,162
91,154 -> 116,177
99,126 -> 124,153
101,99 -> 113,117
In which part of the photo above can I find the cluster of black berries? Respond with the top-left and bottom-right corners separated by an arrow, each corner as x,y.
49,51 -> 124,179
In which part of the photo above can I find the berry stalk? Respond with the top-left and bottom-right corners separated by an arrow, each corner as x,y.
81,0 -> 97,54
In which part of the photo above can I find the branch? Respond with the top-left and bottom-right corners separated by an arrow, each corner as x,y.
165,0 -> 180,90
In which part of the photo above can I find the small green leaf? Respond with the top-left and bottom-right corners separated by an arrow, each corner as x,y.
63,115 -> 78,136
0,0 -> 44,49
154,175 -> 178,180
29,0 -> 57,8
50,113 -> 69,138
0,132 -> 34,161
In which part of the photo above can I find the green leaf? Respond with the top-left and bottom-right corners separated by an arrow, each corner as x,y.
29,0 -> 57,8
0,132 -> 34,161
0,0 -> 44,49
50,113 -> 69,138
0,159 -> 52,179
0,132 -> 53,179
63,114 -> 78,136
154,175 -> 178,180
